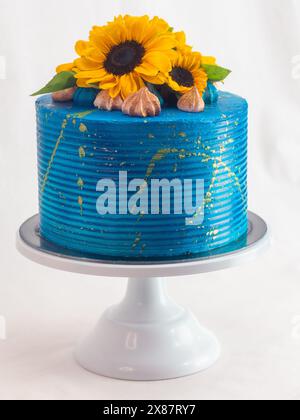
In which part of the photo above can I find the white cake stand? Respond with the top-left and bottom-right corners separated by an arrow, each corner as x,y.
17,212 -> 269,381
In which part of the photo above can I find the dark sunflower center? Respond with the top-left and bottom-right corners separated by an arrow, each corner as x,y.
104,41 -> 145,76
170,67 -> 194,87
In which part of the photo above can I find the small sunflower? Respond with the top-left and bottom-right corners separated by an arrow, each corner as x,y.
167,52 -> 208,96
58,15 -> 177,99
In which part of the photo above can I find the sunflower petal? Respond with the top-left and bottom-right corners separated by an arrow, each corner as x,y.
109,83 -> 122,98
174,31 -> 192,54
76,78 -> 92,88
100,76 -> 118,89
167,77 -> 183,93
128,16 -> 148,42
202,56 -> 217,65
120,73 -> 139,99
56,62 -> 74,73
89,29 -> 114,54
145,35 -> 176,51
86,47 -> 106,63
175,31 -> 186,45
75,40 -> 90,56
150,16 -> 170,33
144,52 -> 172,73
141,73 -> 166,85
74,57 -> 101,71
134,73 -> 146,90
135,62 -> 158,76
75,68 -> 106,79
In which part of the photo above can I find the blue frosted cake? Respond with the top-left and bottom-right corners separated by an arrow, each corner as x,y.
33,15 -> 248,261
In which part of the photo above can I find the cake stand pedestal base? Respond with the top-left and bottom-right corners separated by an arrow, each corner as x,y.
17,212 -> 269,381
76,277 -> 220,381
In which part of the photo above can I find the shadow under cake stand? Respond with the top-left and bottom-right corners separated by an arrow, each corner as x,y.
17,211 -> 269,381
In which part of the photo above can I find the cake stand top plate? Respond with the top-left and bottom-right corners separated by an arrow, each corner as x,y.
17,212 -> 269,278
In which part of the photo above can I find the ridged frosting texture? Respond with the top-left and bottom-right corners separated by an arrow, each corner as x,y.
36,92 -> 248,261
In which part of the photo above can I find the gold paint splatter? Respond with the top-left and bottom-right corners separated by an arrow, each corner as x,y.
77,178 -> 84,190
136,212 -> 146,223
144,141 -> 246,221
79,123 -> 88,133
73,110 -> 95,119
41,110 -> 96,194
215,158 -> 245,201
132,232 -> 142,250
179,132 -> 187,138
41,118 -> 68,193
78,147 -> 86,158
193,162 -> 218,220
134,133 -> 247,230
145,148 -> 182,180
78,196 -> 83,216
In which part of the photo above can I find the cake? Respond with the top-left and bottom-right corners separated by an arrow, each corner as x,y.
33,15 -> 248,261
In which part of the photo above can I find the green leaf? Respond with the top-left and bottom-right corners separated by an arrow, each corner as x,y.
202,64 -> 231,82
31,71 -> 76,96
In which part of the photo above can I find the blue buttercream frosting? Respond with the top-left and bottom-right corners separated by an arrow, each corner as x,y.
73,88 -> 98,106
36,92 -> 248,261
203,82 -> 219,104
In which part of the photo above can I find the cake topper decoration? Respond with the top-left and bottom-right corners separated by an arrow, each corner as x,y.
177,86 -> 205,113
94,90 -> 123,111
122,87 -> 161,117
32,15 -> 231,117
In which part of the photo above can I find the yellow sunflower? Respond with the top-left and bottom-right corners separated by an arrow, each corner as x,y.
57,15 -> 177,99
167,52 -> 208,96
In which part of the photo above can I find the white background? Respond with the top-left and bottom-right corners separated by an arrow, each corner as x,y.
0,0 -> 300,400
